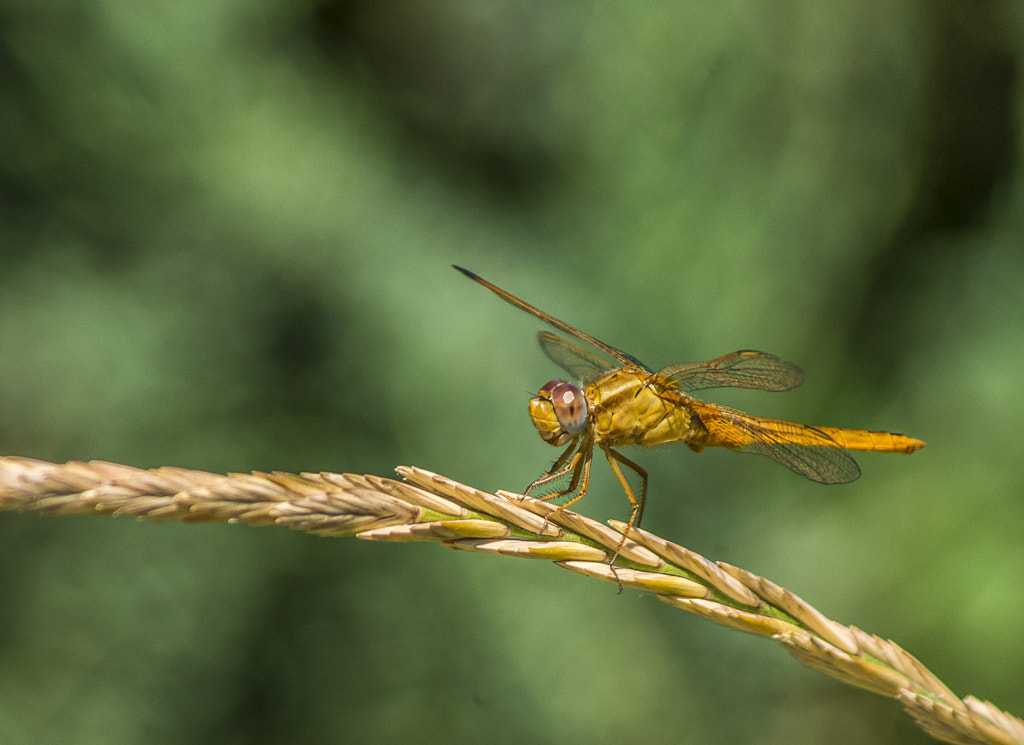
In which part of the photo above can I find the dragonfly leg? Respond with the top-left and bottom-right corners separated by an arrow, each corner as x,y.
525,444 -> 580,498
522,442 -> 595,536
602,446 -> 648,527
524,434 -> 594,502
601,446 -> 649,581
526,445 -> 593,506
528,442 -> 577,495
552,447 -> 593,510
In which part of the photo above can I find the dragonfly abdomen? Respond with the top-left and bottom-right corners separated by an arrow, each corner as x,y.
810,426 -> 926,454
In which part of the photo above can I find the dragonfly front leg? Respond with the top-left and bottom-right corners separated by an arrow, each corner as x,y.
525,440 -> 577,496
551,447 -> 593,510
525,432 -> 594,500
525,441 -> 593,505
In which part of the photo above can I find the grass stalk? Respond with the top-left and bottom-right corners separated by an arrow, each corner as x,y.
0,455 -> 1020,745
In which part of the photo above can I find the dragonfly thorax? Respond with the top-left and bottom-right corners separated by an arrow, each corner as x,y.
530,380 -> 589,446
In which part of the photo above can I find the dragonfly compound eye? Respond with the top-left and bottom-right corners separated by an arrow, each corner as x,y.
542,380 -> 588,436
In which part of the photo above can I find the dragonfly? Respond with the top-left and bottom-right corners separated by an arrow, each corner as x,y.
454,265 -> 925,552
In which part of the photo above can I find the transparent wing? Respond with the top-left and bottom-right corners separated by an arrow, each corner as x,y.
538,332 -> 616,382
658,350 -> 805,393
691,401 -> 861,484
454,266 -> 648,371
744,441 -> 862,484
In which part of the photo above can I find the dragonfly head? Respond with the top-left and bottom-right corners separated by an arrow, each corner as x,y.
529,380 -> 589,446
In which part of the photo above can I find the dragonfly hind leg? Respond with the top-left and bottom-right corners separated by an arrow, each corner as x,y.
601,445 -> 648,577
602,446 -> 648,527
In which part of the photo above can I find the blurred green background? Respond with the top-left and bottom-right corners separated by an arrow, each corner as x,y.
1,2 -> 1022,744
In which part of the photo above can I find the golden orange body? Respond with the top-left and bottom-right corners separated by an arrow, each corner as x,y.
530,366 -> 924,476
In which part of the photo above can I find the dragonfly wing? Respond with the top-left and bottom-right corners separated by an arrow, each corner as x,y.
454,266 -> 650,371
744,440 -> 861,484
659,351 -> 805,392
692,402 -> 861,484
538,332 -> 614,381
